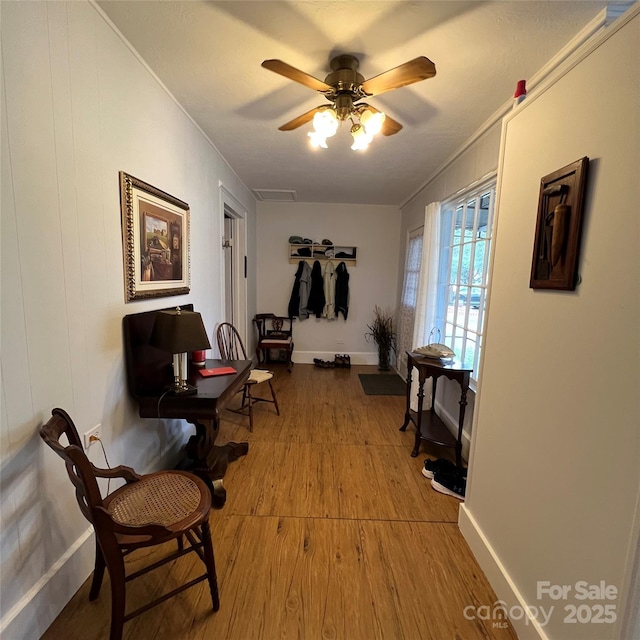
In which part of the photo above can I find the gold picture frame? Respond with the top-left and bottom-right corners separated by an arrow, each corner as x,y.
120,172 -> 190,302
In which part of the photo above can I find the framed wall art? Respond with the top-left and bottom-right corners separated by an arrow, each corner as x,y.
120,172 -> 190,302
530,157 -> 589,290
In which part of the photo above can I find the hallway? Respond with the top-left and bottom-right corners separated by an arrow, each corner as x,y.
42,364 -> 517,640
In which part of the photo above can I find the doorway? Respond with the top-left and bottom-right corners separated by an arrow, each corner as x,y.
219,184 -> 248,347
223,213 -> 235,326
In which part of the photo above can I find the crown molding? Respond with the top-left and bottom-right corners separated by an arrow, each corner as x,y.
401,3 -> 637,210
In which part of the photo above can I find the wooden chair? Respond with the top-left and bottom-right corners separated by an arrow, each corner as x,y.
254,314 -> 294,372
216,322 -> 280,432
39,408 -> 220,640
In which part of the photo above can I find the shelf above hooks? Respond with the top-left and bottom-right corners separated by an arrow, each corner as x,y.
288,243 -> 357,265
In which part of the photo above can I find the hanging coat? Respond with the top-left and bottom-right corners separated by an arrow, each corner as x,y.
307,260 -> 326,318
335,261 -> 349,320
288,261 -> 305,318
298,261 -> 312,320
322,261 -> 336,319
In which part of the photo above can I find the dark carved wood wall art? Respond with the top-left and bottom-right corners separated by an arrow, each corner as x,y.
530,157 -> 589,290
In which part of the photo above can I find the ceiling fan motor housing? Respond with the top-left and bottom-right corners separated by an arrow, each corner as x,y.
324,54 -> 365,103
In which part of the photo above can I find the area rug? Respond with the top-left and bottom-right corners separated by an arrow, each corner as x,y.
358,373 -> 406,396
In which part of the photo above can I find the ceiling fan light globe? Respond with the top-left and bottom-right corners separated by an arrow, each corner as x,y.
361,109 -> 386,137
313,109 -> 338,138
350,123 -> 371,151
307,131 -> 328,149
350,139 -> 370,151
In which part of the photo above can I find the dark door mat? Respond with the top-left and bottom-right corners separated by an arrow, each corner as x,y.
358,373 -> 406,396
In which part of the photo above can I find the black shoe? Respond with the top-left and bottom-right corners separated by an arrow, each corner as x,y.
431,469 -> 466,500
342,354 -> 351,368
421,458 -> 465,479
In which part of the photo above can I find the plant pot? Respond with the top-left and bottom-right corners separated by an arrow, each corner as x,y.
378,346 -> 391,371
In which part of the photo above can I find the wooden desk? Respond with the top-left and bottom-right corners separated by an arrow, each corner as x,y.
399,351 -> 472,467
123,306 -> 251,507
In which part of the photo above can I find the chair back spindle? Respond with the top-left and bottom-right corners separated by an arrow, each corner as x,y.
216,322 -> 248,361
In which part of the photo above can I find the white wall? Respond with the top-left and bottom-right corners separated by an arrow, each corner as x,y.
460,10 -> 640,640
256,201 -> 400,364
0,2 -> 256,637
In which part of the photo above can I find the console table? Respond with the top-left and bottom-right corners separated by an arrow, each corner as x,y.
123,305 -> 251,507
399,351 -> 472,467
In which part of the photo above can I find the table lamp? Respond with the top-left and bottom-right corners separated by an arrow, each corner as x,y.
150,307 -> 211,395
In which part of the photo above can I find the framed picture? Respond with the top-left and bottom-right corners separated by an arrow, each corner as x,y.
120,172 -> 190,302
530,157 -> 589,290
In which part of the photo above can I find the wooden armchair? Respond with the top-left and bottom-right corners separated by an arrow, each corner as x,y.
254,314 -> 294,371
40,408 -> 220,640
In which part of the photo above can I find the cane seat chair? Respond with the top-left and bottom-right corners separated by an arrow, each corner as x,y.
254,314 -> 294,372
39,408 -> 219,640
216,322 -> 280,432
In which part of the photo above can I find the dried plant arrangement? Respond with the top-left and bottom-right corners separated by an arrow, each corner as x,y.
365,306 -> 397,370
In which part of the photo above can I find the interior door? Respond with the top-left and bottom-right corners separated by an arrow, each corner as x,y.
223,215 -> 234,326
219,187 -> 248,348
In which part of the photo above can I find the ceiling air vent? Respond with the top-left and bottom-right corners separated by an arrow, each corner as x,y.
253,189 -> 297,202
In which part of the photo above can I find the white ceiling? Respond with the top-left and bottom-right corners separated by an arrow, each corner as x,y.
97,0 -> 611,205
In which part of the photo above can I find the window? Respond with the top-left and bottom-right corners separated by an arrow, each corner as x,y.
436,181 -> 496,381
396,227 -> 423,374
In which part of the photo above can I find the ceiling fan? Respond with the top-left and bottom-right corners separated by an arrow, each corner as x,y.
261,54 -> 436,150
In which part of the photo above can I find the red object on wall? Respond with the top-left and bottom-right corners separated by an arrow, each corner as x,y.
513,79 -> 527,105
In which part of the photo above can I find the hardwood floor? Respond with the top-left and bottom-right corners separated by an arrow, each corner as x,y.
42,364 -> 517,640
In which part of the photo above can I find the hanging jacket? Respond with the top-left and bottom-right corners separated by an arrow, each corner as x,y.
288,261 -> 305,318
297,261 -> 312,320
322,261 -> 336,319
307,260 -> 326,318
335,261 -> 349,320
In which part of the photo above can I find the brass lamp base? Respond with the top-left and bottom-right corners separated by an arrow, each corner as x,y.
166,381 -> 198,396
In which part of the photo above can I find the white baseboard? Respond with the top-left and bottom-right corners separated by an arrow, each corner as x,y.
0,527 -> 95,639
458,505 -> 549,640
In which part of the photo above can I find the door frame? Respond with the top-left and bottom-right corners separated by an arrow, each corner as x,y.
218,182 -> 248,347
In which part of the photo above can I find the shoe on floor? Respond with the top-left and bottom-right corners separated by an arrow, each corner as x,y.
421,458 -> 462,479
430,469 -> 466,500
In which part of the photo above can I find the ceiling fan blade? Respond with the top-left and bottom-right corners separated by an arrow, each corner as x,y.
361,56 -> 436,97
381,114 -> 403,136
278,107 -> 323,131
364,105 -> 403,136
262,59 -> 332,93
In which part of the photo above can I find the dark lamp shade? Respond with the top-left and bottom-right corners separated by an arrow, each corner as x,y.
150,309 -> 211,354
